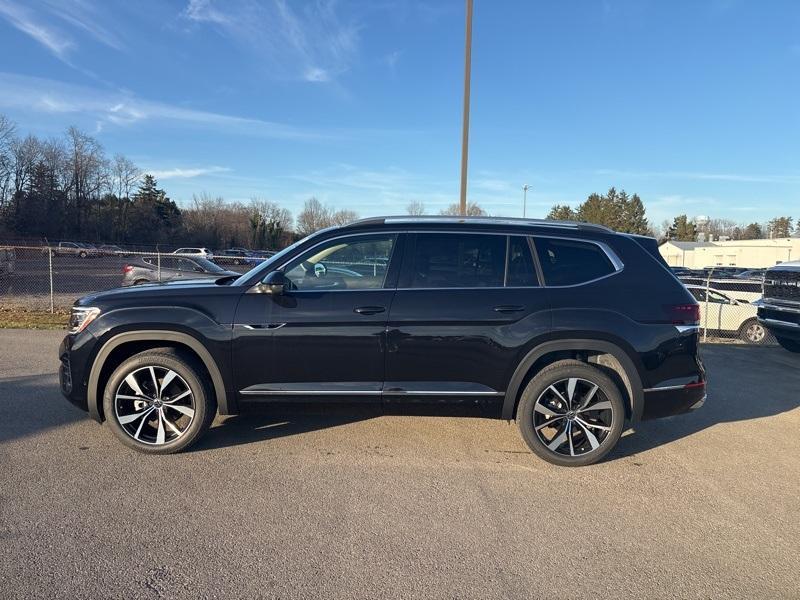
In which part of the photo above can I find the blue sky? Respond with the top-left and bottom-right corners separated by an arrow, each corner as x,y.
0,0 -> 798,227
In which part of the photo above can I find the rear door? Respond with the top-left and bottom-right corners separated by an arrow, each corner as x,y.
384,232 -> 550,398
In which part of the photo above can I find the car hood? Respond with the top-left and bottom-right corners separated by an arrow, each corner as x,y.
76,276 -> 240,306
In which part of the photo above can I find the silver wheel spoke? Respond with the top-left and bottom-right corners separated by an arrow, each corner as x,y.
118,407 -> 153,425
164,389 -> 191,404
133,411 -> 150,440
580,400 -> 612,413
155,411 -> 165,444
162,416 -> 182,436
535,416 -> 565,431
547,384 -> 568,406
576,420 -> 601,450
575,416 -> 611,432
578,384 -> 599,410
117,394 -> 150,402
166,404 -> 195,419
124,373 -> 145,397
159,370 -> 178,396
567,421 -> 575,456
566,378 -> 577,405
535,403 -> 565,418
148,366 -> 159,396
547,427 -> 569,452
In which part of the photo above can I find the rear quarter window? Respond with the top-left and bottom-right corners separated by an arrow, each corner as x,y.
534,238 -> 616,286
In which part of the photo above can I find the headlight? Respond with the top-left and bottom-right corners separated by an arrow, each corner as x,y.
69,306 -> 100,334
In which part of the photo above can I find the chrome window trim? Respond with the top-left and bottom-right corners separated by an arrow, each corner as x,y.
255,228 -> 624,292
239,389 -> 503,396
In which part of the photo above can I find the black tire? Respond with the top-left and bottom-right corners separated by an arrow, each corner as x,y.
516,360 -> 625,467
233,258 -> 241,265
738,319 -> 768,345
133,279 -> 149,286
79,250 -> 88,258
776,336 -> 800,353
102,349 -> 216,454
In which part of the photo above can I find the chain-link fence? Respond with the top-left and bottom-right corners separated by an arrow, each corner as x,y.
0,243 -> 776,345
0,244 -> 259,312
677,267 -> 773,345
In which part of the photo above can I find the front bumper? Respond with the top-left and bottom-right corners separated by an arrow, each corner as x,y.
758,302 -> 800,342
58,333 -> 94,413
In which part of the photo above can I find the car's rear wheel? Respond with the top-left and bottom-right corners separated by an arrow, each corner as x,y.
739,319 -> 767,344
776,336 -> 800,353
102,349 -> 216,454
79,250 -> 87,258
516,360 -> 625,467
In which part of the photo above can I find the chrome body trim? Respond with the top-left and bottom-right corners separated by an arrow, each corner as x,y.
758,317 -> 800,330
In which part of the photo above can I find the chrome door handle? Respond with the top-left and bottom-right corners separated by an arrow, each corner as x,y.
354,306 -> 386,315
493,305 -> 526,313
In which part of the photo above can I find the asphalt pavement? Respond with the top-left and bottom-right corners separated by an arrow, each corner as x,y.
1,329 -> 798,599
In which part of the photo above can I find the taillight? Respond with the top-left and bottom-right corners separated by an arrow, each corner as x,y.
664,303 -> 700,325
122,264 -> 133,274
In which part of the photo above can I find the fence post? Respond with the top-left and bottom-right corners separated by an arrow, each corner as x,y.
48,247 -> 54,314
157,250 -> 161,282
703,269 -> 711,342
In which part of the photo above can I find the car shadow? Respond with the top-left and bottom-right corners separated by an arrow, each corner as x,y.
608,344 -> 800,461
191,399 -> 501,453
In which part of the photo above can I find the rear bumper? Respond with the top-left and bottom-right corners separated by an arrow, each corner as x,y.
641,381 -> 706,420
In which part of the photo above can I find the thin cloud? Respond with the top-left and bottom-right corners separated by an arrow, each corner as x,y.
183,0 -> 360,83
0,0 -> 73,58
148,166 -> 231,180
0,72 -> 333,141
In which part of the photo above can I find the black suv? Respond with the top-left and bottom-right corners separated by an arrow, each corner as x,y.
59,217 -> 705,466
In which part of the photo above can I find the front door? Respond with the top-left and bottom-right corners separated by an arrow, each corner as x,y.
232,232 -> 402,398
384,232 -> 550,399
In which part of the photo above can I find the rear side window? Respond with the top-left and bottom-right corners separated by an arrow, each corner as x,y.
534,238 -> 615,286
506,236 -> 538,287
410,233 -> 505,288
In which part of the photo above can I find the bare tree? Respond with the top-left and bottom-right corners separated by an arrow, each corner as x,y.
406,200 -> 425,215
0,115 -> 16,207
296,197 -> 331,236
330,209 -> 359,226
440,201 -> 487,216
10,134 -> 41,194
111,154 -> 141,199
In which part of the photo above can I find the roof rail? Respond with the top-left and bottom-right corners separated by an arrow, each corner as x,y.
344,215 -> 613,232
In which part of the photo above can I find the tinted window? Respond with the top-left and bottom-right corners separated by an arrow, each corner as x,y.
410,233 -> 505,288
507,236 -> 538,287
284,234 -> 395,290
534,238 -> 615,286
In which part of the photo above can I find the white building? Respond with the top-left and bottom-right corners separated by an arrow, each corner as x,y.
659,238 -> 800,269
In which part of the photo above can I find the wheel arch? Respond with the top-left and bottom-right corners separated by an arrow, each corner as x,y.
87,330 -> 232,422
502,338 -> 644,422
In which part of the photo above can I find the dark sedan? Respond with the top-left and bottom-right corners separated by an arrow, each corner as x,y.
121,255 -> 238,286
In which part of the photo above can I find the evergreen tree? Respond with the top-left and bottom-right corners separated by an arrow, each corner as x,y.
546,204 -> 577,220
668,215 -> 697,241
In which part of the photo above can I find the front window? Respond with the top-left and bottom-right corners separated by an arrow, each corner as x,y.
282,234 -> 396,291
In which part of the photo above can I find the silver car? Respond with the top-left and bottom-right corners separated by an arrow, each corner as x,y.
121,255 -> 238,286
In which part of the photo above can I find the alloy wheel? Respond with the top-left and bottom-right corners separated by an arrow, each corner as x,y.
533,377 -> 614,457
114,366 -> 195,445
745,323 -> 765,344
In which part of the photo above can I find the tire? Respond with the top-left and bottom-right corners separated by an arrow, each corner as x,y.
739,319 -> 767,345
133,279 -> 149,286
233,259 -> 241,265
776,336 -> 800,353
516,360 -> 625,467
102,349 -> 217,454
79,250 -> 87,258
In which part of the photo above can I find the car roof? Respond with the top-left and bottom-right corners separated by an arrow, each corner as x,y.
339,215 -> 615,234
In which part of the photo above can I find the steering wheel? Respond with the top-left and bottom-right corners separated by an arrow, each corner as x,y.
313,263 -> 327,278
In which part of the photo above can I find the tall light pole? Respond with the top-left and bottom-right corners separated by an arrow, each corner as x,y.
458,0 -> 474,216
522,184 -> 531,218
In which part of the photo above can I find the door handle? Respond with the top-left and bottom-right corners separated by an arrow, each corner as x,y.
493,305 -> 526,313
354,306 -> 386,315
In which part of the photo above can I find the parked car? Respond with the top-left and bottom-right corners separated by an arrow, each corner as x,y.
245,250 -> 277,266
735,268 -> 765,280
52,241 -> 100,258
685,285 -> 767,344
678,276 -> 762,303
214,249 -> 253,265
60,216 -> 705,466
99,244 -> 131,257
172,247 -> 214,260
670,266 -> 693,277
121,255 -> 238,286
0,246 -> 15,278
757,261 -> 800,353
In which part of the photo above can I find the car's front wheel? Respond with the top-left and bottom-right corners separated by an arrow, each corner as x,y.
739,319 -> 768,344
517,360 -> 625,467
102,349 -> 216,454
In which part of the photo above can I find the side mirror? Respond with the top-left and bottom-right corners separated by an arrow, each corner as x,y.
260,271 -> 287,295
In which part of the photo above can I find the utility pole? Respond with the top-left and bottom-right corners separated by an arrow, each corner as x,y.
458,0 -> 474,216
522,184 -> 531,218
